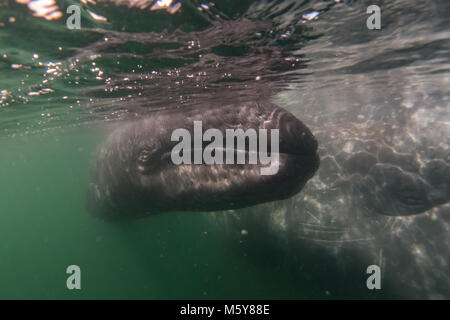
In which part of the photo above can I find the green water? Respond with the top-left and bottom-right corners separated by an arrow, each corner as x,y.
0,126 -> 315,299
0,125 -> 330,299
0,0 -> 319,299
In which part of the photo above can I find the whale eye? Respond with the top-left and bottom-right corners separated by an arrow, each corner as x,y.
136,147 -> 155,173
137,148 -> 152,163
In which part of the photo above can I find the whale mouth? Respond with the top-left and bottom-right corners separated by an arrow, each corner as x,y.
148,146 -> 318,169
136,122 -> 319,178
135,108 -> 319,175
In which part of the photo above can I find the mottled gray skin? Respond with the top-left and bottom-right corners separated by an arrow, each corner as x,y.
88,101 -> 319,219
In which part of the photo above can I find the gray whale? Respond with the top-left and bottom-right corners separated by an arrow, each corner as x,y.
88,101 -> 319,219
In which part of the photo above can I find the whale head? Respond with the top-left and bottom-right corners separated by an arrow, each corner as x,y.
88,101 -> 319,219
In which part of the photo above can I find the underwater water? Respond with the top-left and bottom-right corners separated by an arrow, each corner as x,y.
0,0 -> 449,299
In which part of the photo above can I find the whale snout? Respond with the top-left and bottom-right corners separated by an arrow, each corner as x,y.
279,112 -> 318,156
